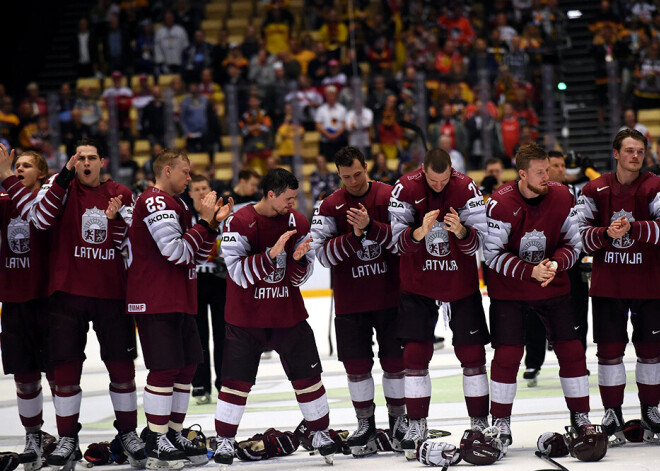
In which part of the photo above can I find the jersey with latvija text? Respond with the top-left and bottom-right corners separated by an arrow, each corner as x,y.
389,168 -> 486,302
0,177 -> 48,302
223,204 -> 313,328
15,174 -> 133,299
127,187 -> 217,314
577,172 -> 660,299
311,181 -> 399,315
484,181 -> 581,301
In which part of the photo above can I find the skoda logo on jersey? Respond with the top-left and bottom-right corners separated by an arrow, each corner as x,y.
356,239 -> 381,261
264,251 -> 287,284
7,217 -> 30,254
610,209 -> 635,249
425,221 -> 450,257
519,229 -> 546,263
81,207 -> 108,244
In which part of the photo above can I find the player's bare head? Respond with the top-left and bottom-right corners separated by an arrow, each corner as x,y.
188,174 -> 210,202
261,168 -> 298,197
515,143 -> 547,172
423,148 -> 452,174
153,148 -> 190,178
547,150 -> 566,183
613,128 -> 647,153
16,150 -> 48,190
335,146 -> 368,196
75,138 -> 104,186
237,168 -> 261,196
334,146 -> 366,168
76,137 -> 101,157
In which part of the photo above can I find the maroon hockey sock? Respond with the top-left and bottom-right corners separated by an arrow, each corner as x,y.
554,340 -> 590,413
293,376 -> 330,431
15,372 -> 43,432
597,342 -> 627,408
455,344 -> 489,418
170,365 -> 196,429
53,360 -> 84,436
490,345 -> 523,418
380,358 -> 405,411
403,342 -> 433,419
215,379 -> 252,437
106,360 -> 137,432
634,342 -> 660,406
344,358 -> 375,411
145,369 -> 179,433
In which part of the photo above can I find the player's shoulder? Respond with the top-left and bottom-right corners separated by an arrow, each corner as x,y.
289,208 -> 310,229
490,180 -> 518,203
371,180 -> 395,202
104,180 -> 132,197
547,180 -> 573,198
394,169 -> 425,199
581,173 -> 613,196
639,171 -> 660,192
320,187 -> 346,210
226,203 -> 256,230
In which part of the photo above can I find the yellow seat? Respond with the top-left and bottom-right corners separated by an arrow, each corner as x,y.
188,153 -> 210,166
134,155 -> 149,168
303,131 -> 321,143
206,2 -> 229,17
221,135 -> 242,148
202,19 -> 223,30
76,77 -> 102,95
226,18 -> 248,36
215,167 -> 233,181
231,2 -> 253,18
174,137 -> 186,149
214,151 -> 233,167
134,139 -> 151,155
302,163 -> 316,176
638,108 -> 660,126
158,74 -> 179,88
103,76 -> 128,90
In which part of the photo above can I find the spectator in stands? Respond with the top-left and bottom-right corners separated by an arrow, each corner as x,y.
169,74 -> 186,126
511,87 -> 539,140
181,82 -> 210,153
73,17 -> 98,77
212,28 -> 231,83
434,38 -> 462,77
116,141 -> 139,187
428,102 -> 468,159
318,9 -> 348,59
20,83 -> 48,119
495,102 -> 520,167
262,5 -> 292,56
438,3 -> 476,47
481,157 -> 505,195
63,109 -> 92,156
92,118 -> 109,156
265,62 -> 289,129
224,63 -> 250,115
367,75 -> 393,125
308,41 -> 330,86
464,99 -> 498,170
199,68 -> 223,103
320,59 -> 347,94
290,36 -> 315,76
183,29 -> 213,83
366,35 -> 394,78
249,48 -> 277,99
240,94 -> 273,175
315,85 -> 347,161
619,108 -> 651,140
439,134 -> 466,174
643,136 -> 660,174
345,95 -> 374,160
132,74 -> 155,110
376,94 -> 403,160
103,13 -> 131,74
505,36 -> 531,83
634,40 -> 660,109
275,103 -> 303,166
222,44 -> 250,82
467,37 -> 499,87
174,0 -> 202,39
369,151 -> 397,184
102,71 -> 134,141
134,20 -> 156,75
19,115 -> 50,153
0,97 -> 19,147
57,83 -> 75,131
241,25 -> 260,61
142,142 -> 163,180
154,11 -> 189,74
285,74 -> 323,131
74,86 -> 102,132
310,154 -> 340,202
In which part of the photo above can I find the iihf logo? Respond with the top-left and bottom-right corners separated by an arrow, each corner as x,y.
610,209 -> 635,249
519,229 -> 546,263
7,217 -> 30,254
81,207 -> 108,244
356,239 -> 381,261
264,250 -> 287,283
425,221 -> 450,257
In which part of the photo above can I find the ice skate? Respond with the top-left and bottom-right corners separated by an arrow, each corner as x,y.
346,415 -> 377,457
144,429 -> 186,470
19,430 -> 43,471
570,411 -> 591,430
492,416 -> 512,453
601,407 -> 626,446
312,429 -> 336,465
166,429 -> 209,466
389,415 -> 408,452
194,393 -> 211,406
523,368 -> 539,387
47,431 -> 82,471
115,422 -> 147,468
400,418 -> 427,460
470,416 -> 489,432
212,436 -> 234,470
641,404 -> 660,444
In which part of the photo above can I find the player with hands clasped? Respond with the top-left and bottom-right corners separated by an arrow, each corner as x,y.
311,147 -> 405,456
577,129 -> 660,445
127,149 -> 232,470
214,169 -> 336,469
484,144 -> 592,453
388,148 -> 491,459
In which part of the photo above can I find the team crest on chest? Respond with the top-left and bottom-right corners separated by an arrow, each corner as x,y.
356,239 -> 381,261
82,207 -> 108,244
425,221 -> 450,257
264,250 -> 287,283
610,209 -> 635,248
519,229 -> 546,263
7,217 -> 30,254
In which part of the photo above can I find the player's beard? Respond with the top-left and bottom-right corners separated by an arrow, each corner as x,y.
527,182 -> 548,196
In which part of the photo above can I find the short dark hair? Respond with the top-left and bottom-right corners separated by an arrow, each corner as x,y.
334,146 -> 366,168
423,148 -> 452,173
548,150 -> 564,159
190,174 -> 209,184
484,157 -> 503,169
261,168 -> 298,197
613,128 -> 647,153
76,137 -> 101,155
515,143 -> 548,171
238,168 -> 261,181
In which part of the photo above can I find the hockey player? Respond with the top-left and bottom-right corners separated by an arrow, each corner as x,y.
311,146 -> 406,456
389,148 -> 490,459
577,128 -> 660,444
0,147 -> 52,471
127,149 -> 232,469
213,168 -> 337,468
484,143 -> 591,452
9,138 -> 145,470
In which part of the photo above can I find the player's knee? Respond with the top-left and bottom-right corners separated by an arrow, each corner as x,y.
492,345 -> 524,368
175,364 -> 197,384
14,371 -> 41,390
54,360 -> 84,386
147,369 -> 179,387
343,357 -> 374,376
220,379 -> 252,395
291,375 -> 323,393
553,339 -> 584,362
380,357 -> 404,374
106,360 -> 135,385
597,342 -> 627,362
633,342 -> 660,364
454,344 -> 486,370
403,341 -> 434,370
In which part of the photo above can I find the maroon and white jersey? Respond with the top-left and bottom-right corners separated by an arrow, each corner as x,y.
223,205 -> 313,328
16,174 -> 133,299
577,172 -> 660,299
311,181 -> 399,315
389,168 -> 486,302
126,187 -> 217,314
484,181 -> 581,301
0,176 -> 49,302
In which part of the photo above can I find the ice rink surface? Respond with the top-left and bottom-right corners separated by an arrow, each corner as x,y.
1,295 -> 658,470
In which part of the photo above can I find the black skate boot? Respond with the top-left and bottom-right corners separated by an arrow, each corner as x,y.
212,436 -> 234,470
19,430 -> 43,471
144,429 -> 186,470
401,418 -> 427,460
346,415 -> 377,457
388,414 -> 408,453
166,428 -> 209,466
114,421 -> 147,468
492,416 -> 512,454
601,406 -> 626,446
311,429 -> 337,465
640,404 -> 660,444
47,425 -> 82,471
570,411 -> 592,430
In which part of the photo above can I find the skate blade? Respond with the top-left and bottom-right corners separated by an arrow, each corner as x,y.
642,429 -> 660,444
127,457 -> 148,469
49,460 -> 78,471
323,455 -> 334,465
145,457 -> 185,470
22,459 -> 42,471
526,378 -> 538,387
607,431 -> 626,447
184,455 -> 210,467
350,441 -> 377,457
218,465 -> 229,471
404,449 -> 416,461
